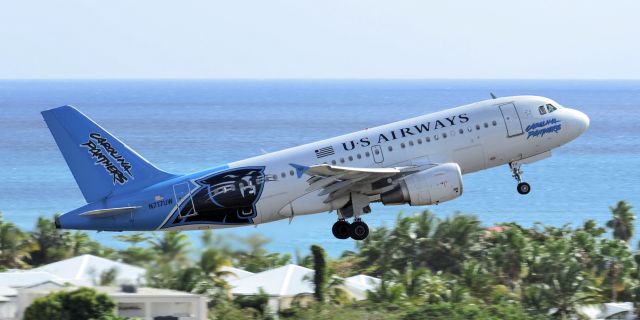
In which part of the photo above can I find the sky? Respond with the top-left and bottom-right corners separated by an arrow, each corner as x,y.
0,0 -> 639,79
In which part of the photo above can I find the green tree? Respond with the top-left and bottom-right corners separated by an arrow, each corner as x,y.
27,215 -> 72,266
234,234 -> 291,272
148,231 -> 190,266
23,287 -> 120,320
426,213 -> 483,274
99,267 -> 119,286
197,247 -> 235,297
311,245 -> 327,302
522,234 -> 602,317
0,213 -> 36,268
232,288 -> 271,318
114,232 -> 154,266
597,239 -> 635,301
606,201 -> 635,244
486,224 -> 531,288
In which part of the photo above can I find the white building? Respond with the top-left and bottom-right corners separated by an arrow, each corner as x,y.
343,275 -> 381,300
228,264 -> 380,313
16,286 -> 208,320
229,264 -> 315,312
0,287 -> 18,320
578,302 -> 636,320
0,255 -> 208,320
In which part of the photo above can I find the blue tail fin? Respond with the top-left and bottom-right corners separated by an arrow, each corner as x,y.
42,106 -> 176,203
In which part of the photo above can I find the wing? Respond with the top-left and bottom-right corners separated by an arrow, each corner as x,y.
300,163 -> 434,204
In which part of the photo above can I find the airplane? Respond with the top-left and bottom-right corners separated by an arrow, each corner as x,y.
42,95 -> 589,240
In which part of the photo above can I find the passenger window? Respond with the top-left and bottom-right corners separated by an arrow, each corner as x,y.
492,120 -> 497,126
357,154 -> 362,159
340,158 -> 345,163
348,156 -> 353,161
409,140 -> 414,146
417,138 -> 422,144
484,123 -> 489,128
459,128 -> 464,134
388,146 -> 393,152
331,160 -> 337,165
289,170 -> 295,176
401,143 -> 406,148
538,106 -> 547,115
365,151 -> 370,157
476,124 -> 481,130
546,104 -> 557,113
442,132 -> 447,138
426,136 -> 431,142
281,172 -> 286,178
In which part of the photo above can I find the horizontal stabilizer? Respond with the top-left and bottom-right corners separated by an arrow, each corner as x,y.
78,206 -> 140,218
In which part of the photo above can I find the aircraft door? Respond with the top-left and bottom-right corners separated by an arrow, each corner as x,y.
499,103 -> 524,137
371,145 -> 384,164
172,182 -> 197,218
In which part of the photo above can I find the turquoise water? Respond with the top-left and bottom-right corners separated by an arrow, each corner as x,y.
1,80 -> 639,256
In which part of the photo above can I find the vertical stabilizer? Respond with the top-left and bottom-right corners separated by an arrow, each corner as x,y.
41,106 -> 176,202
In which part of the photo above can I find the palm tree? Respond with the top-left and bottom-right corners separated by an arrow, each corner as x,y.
0,213 -> 36,268
311,245 -> 328,302
148,231 -> 190,266
199,247 -> 235,295
427,213 -> 483,274
114,232 -> 150,246
233,234 -> 290,272
606,201 -> 635,244
114,232 -> 154,266
523,232 -> 603,317
488,225 -> 531,288
598,239 -> 635,301
28,215 -> 71,266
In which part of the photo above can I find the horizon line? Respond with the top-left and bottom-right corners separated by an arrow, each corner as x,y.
0,78 -> 639,81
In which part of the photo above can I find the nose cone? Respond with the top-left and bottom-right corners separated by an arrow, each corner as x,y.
572,109 -> 590,135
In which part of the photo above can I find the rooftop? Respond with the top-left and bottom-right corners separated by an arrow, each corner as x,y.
228,264 -> 314,297
33,254 -> 146,286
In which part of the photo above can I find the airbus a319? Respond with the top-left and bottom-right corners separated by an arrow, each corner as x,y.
42,95 -> 589,240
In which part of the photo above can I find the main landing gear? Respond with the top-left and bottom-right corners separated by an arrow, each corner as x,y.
332,218 -> 369,241
509,161 -> 531,195
332,192 -> 371,240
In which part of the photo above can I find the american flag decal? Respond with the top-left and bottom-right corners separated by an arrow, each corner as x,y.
314,146 -> 335,158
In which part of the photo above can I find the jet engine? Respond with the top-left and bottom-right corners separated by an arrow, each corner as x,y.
380,163 -> 463,206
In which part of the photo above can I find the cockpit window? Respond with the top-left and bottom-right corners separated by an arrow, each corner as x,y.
546,104 -> 557,113
538,105 -> 547,115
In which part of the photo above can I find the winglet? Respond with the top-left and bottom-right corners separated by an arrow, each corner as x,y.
289,163 -> 309,178
490,92 -> 497,99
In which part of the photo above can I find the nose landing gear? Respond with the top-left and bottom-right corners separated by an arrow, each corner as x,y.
510,161 -> 531,195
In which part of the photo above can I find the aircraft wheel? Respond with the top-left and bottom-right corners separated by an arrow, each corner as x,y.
517,182 -> 531,195
332,220 -> 351,239
349,221 -> 369,240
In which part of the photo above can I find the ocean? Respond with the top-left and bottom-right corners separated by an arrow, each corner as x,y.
1,80 -> 639,257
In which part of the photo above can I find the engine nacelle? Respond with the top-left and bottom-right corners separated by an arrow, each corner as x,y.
380,163 -> 463,206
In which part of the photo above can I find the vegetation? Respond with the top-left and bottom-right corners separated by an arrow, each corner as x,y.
1,201 -> 639,319
23,287 -> 124,320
